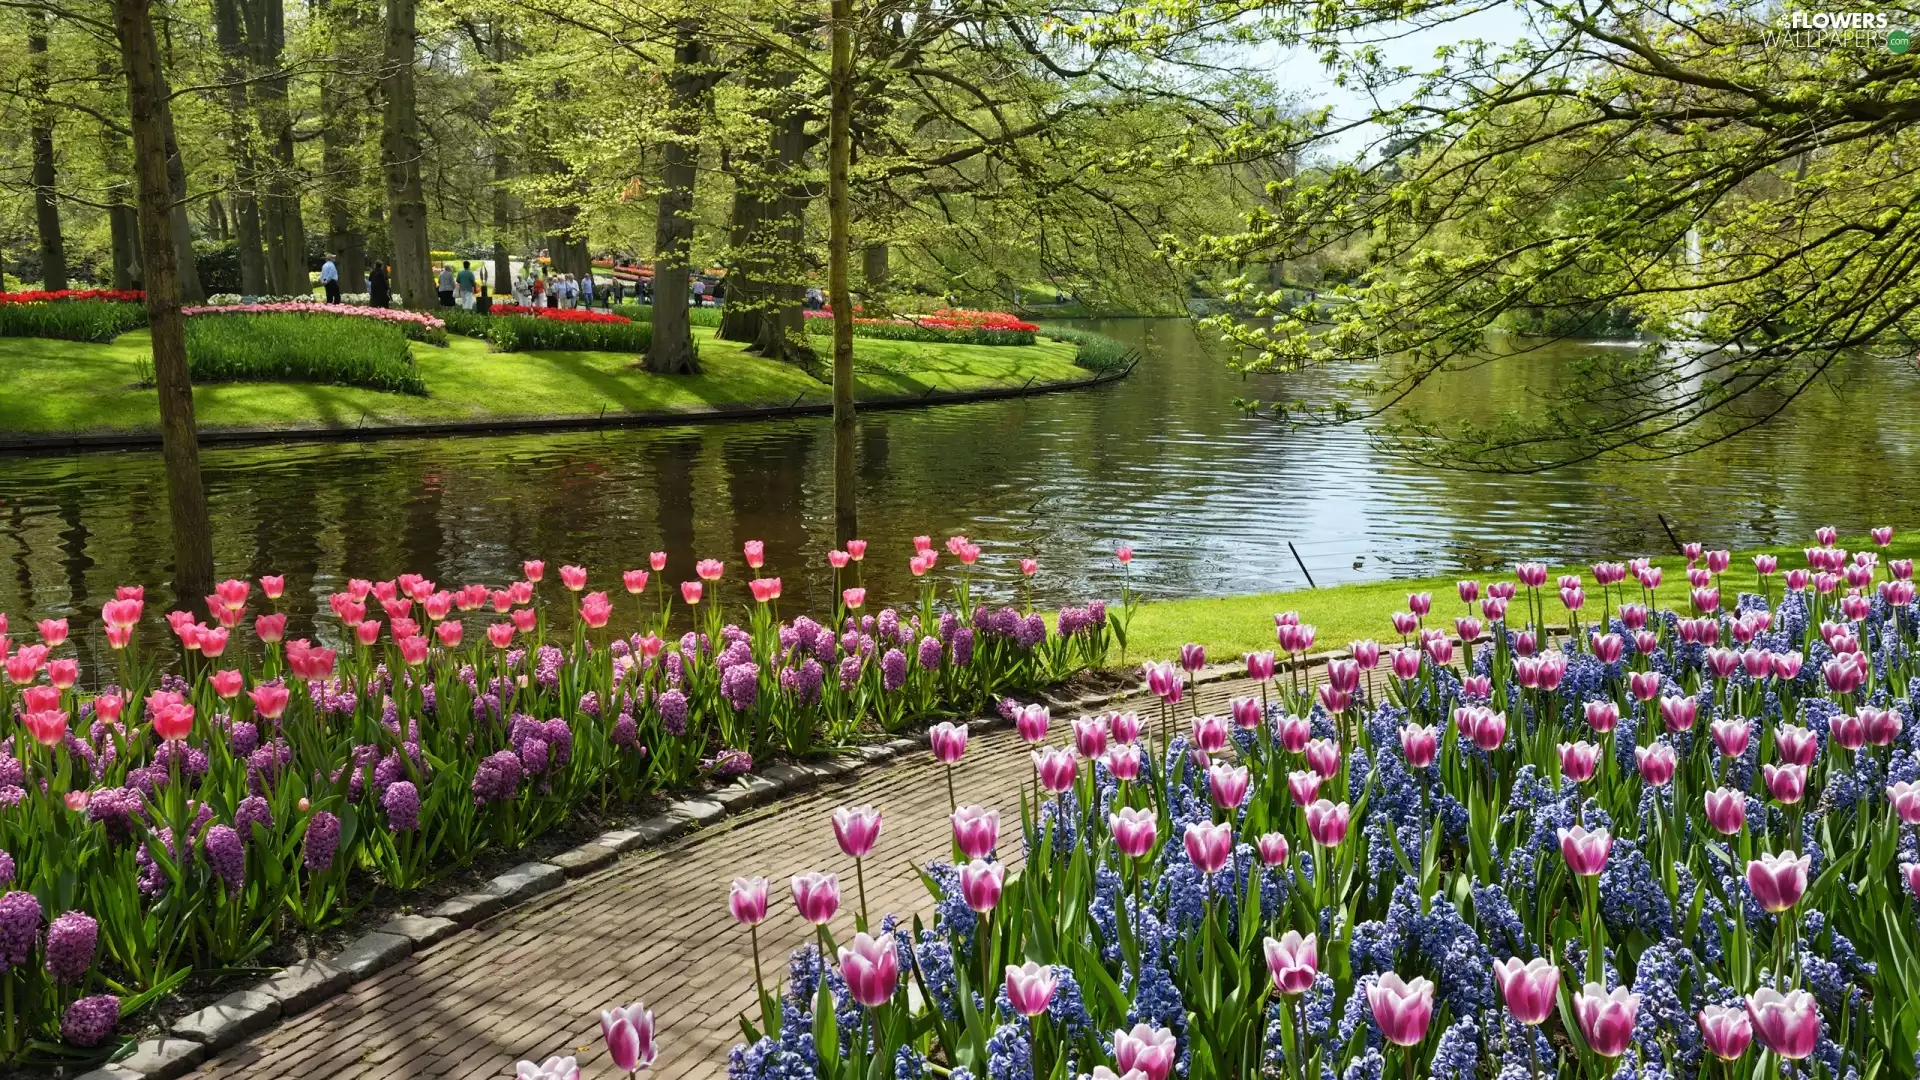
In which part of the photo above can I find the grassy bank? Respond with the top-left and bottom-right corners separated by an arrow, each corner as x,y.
0,326 -> 1093,437
1116,530 -> 1920,662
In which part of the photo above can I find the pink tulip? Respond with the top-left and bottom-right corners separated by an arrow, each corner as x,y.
838,932 -> 899,1007
257,575 -> 283,599
930,722 -> 969,764
1005,961 -> 1058,1016
1862,706 -> 1903,746
249,683 -> 289,720
1033,748 -> 1078,793
1287,770 -> 1323,806
952,806 -> 999,859
742,540 -> 765,569
1229,697 -> 1263,730
1709,718 -> 1750,759
1764,763 -> 1808,805
1628,670 -> 1663,702
1583,700 -> 1619,733
1019,558 -> 1038,577
1016,704 -> 1051,743
1746,988 -> 1819,1059
1191,715 -> 1228,755
1657,695 -> 1698,732
1423,634 -> 1455,667
1775,724 -> 1818,766
679,581 -> 703,606
1256,832 -> 1289,867
1112,1025 -> 1176,1080
434,620 -> 464,648
828,550 -> 850,569
696,559 -> 725,581
832,805 -> 883,858
1103,745 -> 1143,782
622,569 -> 649,595
1263,931 -> 1318,995
42,658 -> 76,690
397,635 -> 429,666
1494,957 -> 1560,1025
1558,741 -> 1600,783
959,858 -> 1004,912
790,872 -> 840,924
522,560 -> 545,583
1704,788 -> 1747,835
1888,780 -> 1920,825
1110,807 -> 1158,859
1115,544 -> 1134,565
845,539 -> 867,561
1183,820 -> 1233,874
516,1056 -> 579,1080
1454,616 -> 1482,644
1325,658 -> 1360,694
748,578 -> 781,604
1558,825 -> 1611,876
841,587 -> 865,610
1399,724 -> 1438,769
1207,763 -> 1250,809
579,592 -> 613,629
1390,647 -> 1421,680
1179,643 -> 1205,673
1575,983 -> 1640,1058
511,607 -> 537,634
1481,596 -> 1509,621
1829,712 -> 1867,752
488,622 -> 515,649
559,565 -> 588,591
1306,738 -> 1341,779
1698,1005 -> 1753,1061
149,696 -> 194,742
1305,800 -> 1349,847
600,1002 -> 656,1073
1366,973 -> 1435,1046
23,710 -> 67,746
729,876 -> 769,925
1457,580 -> 1479,603
649,551 -> 668,571
1746,851 -> 1809,912
1635,742 -> 1677,787
1246,651 -> 1276,681
1349,639 -> 1380,668
1073,716 -> 1111,759
1275,714 -> 1311,753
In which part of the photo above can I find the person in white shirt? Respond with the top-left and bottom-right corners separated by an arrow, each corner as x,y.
320,255 -> 340,303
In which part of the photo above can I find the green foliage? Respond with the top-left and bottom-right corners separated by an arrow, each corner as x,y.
441,308 -> 492,339
0,300 -> 148,342
184,314 -> 428,394
483,314 -> 654,354
1044,327 -> 1133,372
803,319 -> 1035,346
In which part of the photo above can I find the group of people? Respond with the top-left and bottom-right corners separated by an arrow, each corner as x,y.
306,253 -> 757,312
438,262 -> 484,309
512,270 -> 600,309
318,253 -> 392,308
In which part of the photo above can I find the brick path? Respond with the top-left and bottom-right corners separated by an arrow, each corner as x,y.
188,678 -> 1259,1080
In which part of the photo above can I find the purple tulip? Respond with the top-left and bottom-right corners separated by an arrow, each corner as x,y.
1178,643 -> 1205,673
1574,983 -> 1640,1057
958,858 -> 1004,913
1746,989 -> 1819,1059
929,722 -> 968,764
1032,748 -> 1078,794
1558,825 -> 1611,876
1004,961 -> 1059,1016
1182,820 -> 1232,874
1704,788 -> 1747,835
1207,763 -> 1250,809
1110,808 -> 1158,859
832,805 -> 883,859
1305,800 -> 1350,847
1263,931 -> 1317,995
1400,725 -> 1437,769
1366,973 -> 1435,1046
729,876 -> 769,926
1112,1024 -> 1177,1080
951,806 -> 1000,860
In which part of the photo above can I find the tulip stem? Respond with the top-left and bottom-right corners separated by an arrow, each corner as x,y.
856,858 -> 870,930
750,924 -> 769,1022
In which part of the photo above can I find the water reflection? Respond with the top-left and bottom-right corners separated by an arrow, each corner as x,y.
2,319 -> 1917,644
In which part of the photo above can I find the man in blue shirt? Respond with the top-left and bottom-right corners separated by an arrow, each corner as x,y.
320,254 -> 340,303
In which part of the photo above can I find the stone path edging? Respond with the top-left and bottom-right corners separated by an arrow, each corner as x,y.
79,653 -> 1317,1080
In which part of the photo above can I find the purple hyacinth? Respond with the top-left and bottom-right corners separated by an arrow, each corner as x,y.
472,749 -> 524,805
952,626 -> 975,667
44,910 -> 98,983
0,850 -> 13,890
61,994 -> 119,1048
917,636 -> 943,671
839,655 -> 864,691
882,648 -> 908,691
722,662 -> 761,711
0,891 -> 43,971
302,811 -> 341,873
0,756 -> 21,789
658,690 -> 689,736
519,735 -> 551,775
234,794 -> 273,845
611,711 -> 640,748
543,718 -> 573,769
383,781 -> 420,831
201,825 -> 245,895
781,659 -> 824,706
227,719 -> 260,757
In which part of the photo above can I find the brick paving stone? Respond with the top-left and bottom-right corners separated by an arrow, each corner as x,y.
185,677 -> 1268,1080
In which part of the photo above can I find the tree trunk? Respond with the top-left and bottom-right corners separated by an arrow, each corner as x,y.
212,0 -> 267,294
164,124 -> 206,302
644,24 -> 706,374
248,0 -> 306,295
317,0 -> 365,288
29,16 -> 68,292
95,59 -> 142,291
828,0 -> 856,544
861,241 -> 888,308
756,106 -> 817,365
485,20 -> 514,294
716,183 -> 771,344
382,0 -> 433,309
113,0 -> 215,609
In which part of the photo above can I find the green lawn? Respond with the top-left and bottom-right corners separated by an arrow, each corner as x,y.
1115,530 -> 1920,663
0,326 -> 1089,436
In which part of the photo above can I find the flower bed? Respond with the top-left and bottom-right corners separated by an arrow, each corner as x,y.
0,536 -> 1120,1064
185,313 -> 429,394
804,307 -> 1039,346
489,304 -> 633,325
688,528 -> 1920,1080
0,291 -> 148,342
184,301 -> 449,345
481,312 -> 652,353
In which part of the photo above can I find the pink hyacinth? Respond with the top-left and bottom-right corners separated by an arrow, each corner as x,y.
1263,931 -> 1318,995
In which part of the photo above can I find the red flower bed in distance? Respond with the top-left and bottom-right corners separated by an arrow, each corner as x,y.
491,304 -> 632,325
0,289 -> 145,304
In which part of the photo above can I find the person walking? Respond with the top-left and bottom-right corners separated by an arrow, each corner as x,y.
369,261 -> 391,308
531,273 -> 547,308
691,278 -> 706,307
456,260 -> 477,310
320,254 -> 341,303
580,271 -> 595,307
436,263 -> 456,307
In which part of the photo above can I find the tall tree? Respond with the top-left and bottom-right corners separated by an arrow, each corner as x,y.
28,9 -> 67,291
111,0 -> 214,608
644,19 -> 713,374
315,0 -> 368,287
381,0 -> 433,309
826,0 -> 855,542
212,0 -> 268,294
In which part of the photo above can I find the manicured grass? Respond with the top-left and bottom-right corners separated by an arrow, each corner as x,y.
1114,530 -> 1920,663
0,326 -> 1088,436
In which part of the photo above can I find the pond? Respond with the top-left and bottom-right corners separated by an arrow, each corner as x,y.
2,318 -> 1917,641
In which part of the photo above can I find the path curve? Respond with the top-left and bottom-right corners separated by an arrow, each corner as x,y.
186,675 -> 1256,1080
